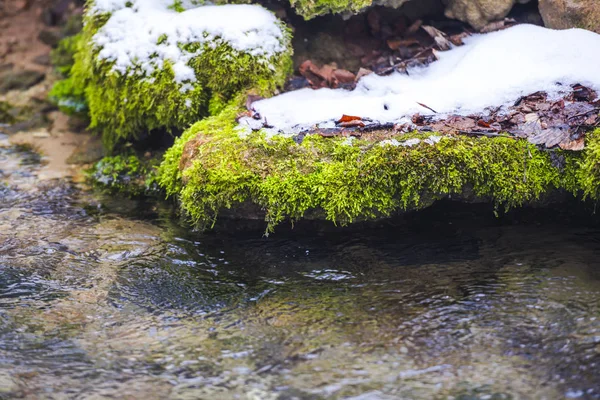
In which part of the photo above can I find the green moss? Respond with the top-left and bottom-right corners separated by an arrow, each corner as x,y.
89,154 -> 161,197
48,76 -> 87,115
49,26 -> 88,116
70,4 -> 292,151
289,0 -> 372,19
0,101 -> 15,124
577,130 -> 600,200
158,110 -> 596,232
157,102 -> 241,197
51,33 -> 83,76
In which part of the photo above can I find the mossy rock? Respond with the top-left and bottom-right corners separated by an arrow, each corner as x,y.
65,0 -> 292,150
49,76 -> 88,116
51,33 -> 83,77
288,0 -> 437,20
289,0 -> 374,19
89,154 -> 160,197
157,103 -> 600,232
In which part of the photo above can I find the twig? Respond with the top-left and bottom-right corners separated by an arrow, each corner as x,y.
567,108 -> 600,121
417,102 -> 438,114
458,130 -> 518,139
379,47 -> 435,75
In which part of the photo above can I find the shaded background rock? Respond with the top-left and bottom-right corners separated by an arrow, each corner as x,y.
445,0 -> 533,30
539,0 -> 600,33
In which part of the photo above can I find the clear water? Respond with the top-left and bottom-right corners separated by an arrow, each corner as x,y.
1,144 -> 599,399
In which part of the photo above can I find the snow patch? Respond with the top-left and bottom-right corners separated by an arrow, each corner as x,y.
253,25 -> 600,132
379,136 -> 441,147
90,0 -> 287,83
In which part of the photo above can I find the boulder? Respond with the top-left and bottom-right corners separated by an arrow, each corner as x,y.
155,102 -> 600,232
539,0 -> 600,33
60,1 -> 293,150
444,0 -> 532,30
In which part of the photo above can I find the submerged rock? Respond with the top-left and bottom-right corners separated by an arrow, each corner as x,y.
539,0 -> 600,33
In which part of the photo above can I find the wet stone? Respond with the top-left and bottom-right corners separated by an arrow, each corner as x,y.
0,68 -> 45,94
37,28 -> 63,47
33,53 -> 52,66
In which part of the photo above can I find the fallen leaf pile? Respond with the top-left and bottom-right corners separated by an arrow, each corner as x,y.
290,16 -> 517,90
412,85 -> 599,150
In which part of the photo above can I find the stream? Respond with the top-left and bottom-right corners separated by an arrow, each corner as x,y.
1,140 -> 599,399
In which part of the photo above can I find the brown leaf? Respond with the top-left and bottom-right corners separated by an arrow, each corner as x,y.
479,18 -> 516,33
339,120 -> 365,128
477,119 -> 491,128
355,67 -> 373,82
447,116 -> 477,131
299,60 -> 353,89
245,94 -> 263,111
317,129 -> 339,138
528,128 -> 569,148
236,110 -> 252,121
449,32 -> 470,46
559,137 -> 585,151
571,84 -> 598,102
386,37 -> 420,50
422,25 -> 451,51
338,115 -> 362,123
299,60 -> 327,88
412,113 -> 425,125
332,69 -> 356,85
319,64 -> 336,86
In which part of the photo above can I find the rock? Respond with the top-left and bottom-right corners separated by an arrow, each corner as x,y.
539,0 -> 600,33
4,112 -> 48,134
72,1 -> 292,150
0,101 -> 15,124
0,371 -> 18,395
290,0 -> 444,21
33,53 -> 52,66
66,135 -> 105,165
0,69 -> 45,93
38,29 -> 63,47
41,0 -> 74,26
444,0 -> 532,30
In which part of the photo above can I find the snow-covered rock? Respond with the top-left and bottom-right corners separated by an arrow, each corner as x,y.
70,0 -> 292,148
252,24 -> 600,133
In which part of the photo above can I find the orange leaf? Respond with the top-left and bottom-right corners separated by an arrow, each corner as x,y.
338,115 -> 362,123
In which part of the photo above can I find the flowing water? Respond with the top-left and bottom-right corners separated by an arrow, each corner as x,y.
1,140 -> 599,400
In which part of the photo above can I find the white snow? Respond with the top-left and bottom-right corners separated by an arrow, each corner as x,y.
90,0 -> 287,83
252,24 -> 600,133
379,136 -> 442,147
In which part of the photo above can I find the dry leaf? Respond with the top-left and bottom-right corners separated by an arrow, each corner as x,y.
338,115 -> 362,123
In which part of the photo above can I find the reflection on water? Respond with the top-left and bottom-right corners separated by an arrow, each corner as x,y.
1,144 -> 599,399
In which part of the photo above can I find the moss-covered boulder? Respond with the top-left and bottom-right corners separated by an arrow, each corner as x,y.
157,103 -> 600,232
62,0 -> 292,150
